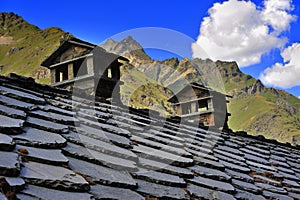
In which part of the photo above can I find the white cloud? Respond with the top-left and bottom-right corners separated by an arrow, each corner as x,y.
192,0 -> 296,67
260,43 -> 300,88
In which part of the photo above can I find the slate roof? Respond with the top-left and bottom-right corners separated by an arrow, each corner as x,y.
1,73 -> 300,200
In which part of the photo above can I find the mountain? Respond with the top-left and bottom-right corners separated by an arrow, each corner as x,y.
1,12 -> 300,144
0,12 -> 65,83
101,37 -> 300,144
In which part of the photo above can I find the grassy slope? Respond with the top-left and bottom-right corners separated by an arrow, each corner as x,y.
0,12 -> 64,83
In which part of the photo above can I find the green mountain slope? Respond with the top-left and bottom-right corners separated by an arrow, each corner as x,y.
1,12 -> 300,144
0,12 -> 65,83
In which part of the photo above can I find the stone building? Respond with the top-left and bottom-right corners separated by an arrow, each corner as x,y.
168,82 -> 231,130
41,36 -> 128,101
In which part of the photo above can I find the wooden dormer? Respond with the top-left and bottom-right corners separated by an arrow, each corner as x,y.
41,36 -> 128,101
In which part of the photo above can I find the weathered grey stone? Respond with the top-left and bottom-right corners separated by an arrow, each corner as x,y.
29,110 -> 78,125
232,179 -> 261,194
0,104 -> 26,119
131,135 -> 191,157
75,133 -> 137,161
133,168 -> 186,187
235,189 -> 266,200
136,179 -> 189,200
240,148 -> 269,160
187,184 -> 214,199
20,184 -> 92,200
253,175 -> 282,187
21,161 -> 90,191
194,157 -> 225,171
255,182 -> 287,194
214,149 -> 246,162
0,134 -> 15,151
63,143 -> 137,171
225,169 -> 254,183
0,151 -> 20,176
190,165 -> 231,181
214,152 -> 248,167
0,86 -> 46,104
0,115 -> 24,134
187,148 -> 218,161
188,176 -> 235,193
282,179 -> 300,188
67,156 -> 137,188
15,145 -> 68,165
26,117 -> 69,134
138,157 -> 194,178
0,95 -> 36,111
244,153 -> 269,165
39,104 -> 76,117
219,160 -> 251,173
76,124 -> 131,148
133,144 -> 193,167
263,190 -> 293,200
288,192 -> 300,199
4,177 -> 25,190
213,191 -> 236,200
12,127 -> 67,148
89,184 -> 144,200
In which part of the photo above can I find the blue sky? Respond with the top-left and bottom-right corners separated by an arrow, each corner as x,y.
1,0 -> 300,97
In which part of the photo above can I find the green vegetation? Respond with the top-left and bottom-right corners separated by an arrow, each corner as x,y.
0,12 -> 64,83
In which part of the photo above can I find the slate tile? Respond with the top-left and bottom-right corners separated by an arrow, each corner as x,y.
12,127 -> 67,148
0,104 -> 26,119
89,184 -> 144,200
75,124 -> 131,148
189,165 -> 231,181
262,190 -> 293,200
246,161 -> 276,171
0,151 -> 20,176
279,171 -> 300,181
255,182 -> 288,194
131,135 -> 191,158
213,191 -> 236,200
184,137 -> 216,149
215,145 -> 244,156
29,110 -> 78,125
288,192 -> 300,199
39,104 -> 76,117
253,175 -> 282,187
282,179 -> 300,188
62,143 -> 138,171
132,131 -> 184,148
25,117 -> 69,134
0,95 -> 36,111
19,184 -> 93,200
21,161 -> 90,191
0,115 -> 24,134
187,184 -> 236,200
67,156 -> 137,188
0,134 -> 15,151
133,144 -> 194,167
138,157 -> 194,178
135,179 -> 189,200
194,157 -> 225,171
219,160 -> 251,173
61,130 -> 83,145
74,133 -> 137,161
244,153 -> 270,165
231,179 -> 261,194
0,86 -> 46,105
214,152 -> 248,167
235,189 -> 266,200
3,177 -> 25,190
270,154 -> 287,162
187,184 -> 215,199
245,145 -> 270,155
148,129 -> 185,143
214,149 -> 246,163
225,169 -> 254,183
187,148 -> 218,161
133,168 -> 186,187
185,142 -> 213,155
15,145 -> 68,165
269,159 -> 290,168
188,176 -> 235,193
78,116 -> 131,138
240,148 -> 269,160
276,166 -> 295,175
